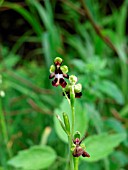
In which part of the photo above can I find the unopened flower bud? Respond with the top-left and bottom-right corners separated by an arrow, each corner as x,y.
69,75 -> 77,85
74,84 -> 82,93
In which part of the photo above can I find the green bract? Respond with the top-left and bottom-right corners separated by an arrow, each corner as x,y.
63,112 -> 70,135
54,57 -> 63,64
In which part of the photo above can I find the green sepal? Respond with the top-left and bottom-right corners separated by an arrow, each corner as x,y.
74,131 -> 81,140
54,57 -> 63,64
63,112 -> 70,135
49,65 -> 55,73
60,65 -> 68,74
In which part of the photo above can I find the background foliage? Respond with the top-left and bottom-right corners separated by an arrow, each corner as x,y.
0,0 -> 128,170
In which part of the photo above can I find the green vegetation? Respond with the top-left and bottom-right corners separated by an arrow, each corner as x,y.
0,0 -> 128,170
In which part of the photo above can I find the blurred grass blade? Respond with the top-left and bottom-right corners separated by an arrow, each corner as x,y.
0,0 -> 4,6
2,2 -> 42,36
115,2 -> 128,41
31,0 -> 52,31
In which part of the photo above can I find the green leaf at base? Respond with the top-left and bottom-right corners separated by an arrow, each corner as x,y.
82,133 -> 126,162
8,145 -> 57,170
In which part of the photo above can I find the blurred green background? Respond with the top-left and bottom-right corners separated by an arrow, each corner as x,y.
0,0 -> 128,170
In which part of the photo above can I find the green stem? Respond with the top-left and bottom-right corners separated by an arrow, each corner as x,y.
70,86 -> 76,170
68,136 -> 74,170
65,85 -> 76,170
71,105 -> 75,136
70,86 -> 75,136
74,157 -> 79,170
104,158 -> 110,170
0,98 -> 11,157
62,88 -> 70,105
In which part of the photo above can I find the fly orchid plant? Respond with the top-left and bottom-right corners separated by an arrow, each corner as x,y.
49,57 -> 90,170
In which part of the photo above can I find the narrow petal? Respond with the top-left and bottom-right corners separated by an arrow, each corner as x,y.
49,73 -> 55,79
63,73 -> 69,79
82,151 -> 90,157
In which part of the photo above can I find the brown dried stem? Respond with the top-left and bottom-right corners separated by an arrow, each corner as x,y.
79,0 -> 118,54
61,0 -> 118,56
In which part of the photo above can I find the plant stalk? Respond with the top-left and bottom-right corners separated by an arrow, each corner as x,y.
70,86 -> 75,136
71,104 -> 75,136
74,157 -> 79,170
70,85 -> 76,170
68,136 -> 74,170
0,98 -> 11,157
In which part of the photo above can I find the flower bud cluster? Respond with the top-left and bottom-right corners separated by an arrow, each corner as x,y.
64,75 -> 82,98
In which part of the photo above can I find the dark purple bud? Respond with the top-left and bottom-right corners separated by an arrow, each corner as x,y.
75,92 -> 82,98
63,92 -> 82,99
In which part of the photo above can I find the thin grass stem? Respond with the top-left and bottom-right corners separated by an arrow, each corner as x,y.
0,98 -> 12,157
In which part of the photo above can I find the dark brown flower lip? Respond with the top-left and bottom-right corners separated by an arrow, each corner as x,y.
52,77 -> 67,88
72,146 -> 90,157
